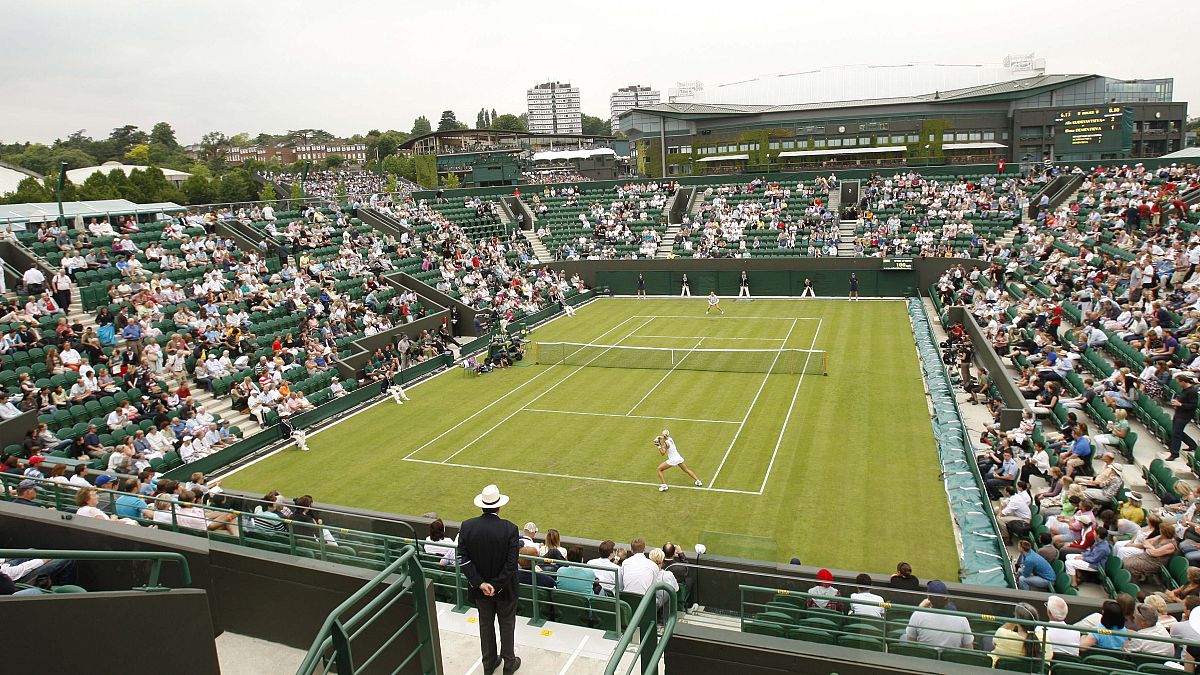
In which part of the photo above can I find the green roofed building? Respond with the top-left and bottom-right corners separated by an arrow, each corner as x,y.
618,74 -> 1185,177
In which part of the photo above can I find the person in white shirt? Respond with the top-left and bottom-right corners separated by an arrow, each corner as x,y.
619,539 -> 659,595
0,394 -> 23,420
1124,602 -> 1174,656
22,266 -> 45,292
1044,595 -> 1080,657
586,540 -> 621,596
998,481 -> 1032,545
848,573 -> 886,618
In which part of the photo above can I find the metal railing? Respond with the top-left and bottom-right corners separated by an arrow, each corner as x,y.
1,473 -> 629,634
739,584 -> 1200,672
0,548 -> 191,592
604,583 -> 678,675
295,544 -> 439,675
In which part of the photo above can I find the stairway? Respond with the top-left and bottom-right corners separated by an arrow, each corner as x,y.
522,230 -> 552,264
65,283 -> 262,438
655,225 -> 680,258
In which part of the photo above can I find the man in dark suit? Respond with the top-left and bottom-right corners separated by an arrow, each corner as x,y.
458,485 -> 521,674
1167,373 -> 1199,461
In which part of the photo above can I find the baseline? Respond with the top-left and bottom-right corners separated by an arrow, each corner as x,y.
402,457 -> 761,496
632,335 -> 788,341
522,408 -> 740,425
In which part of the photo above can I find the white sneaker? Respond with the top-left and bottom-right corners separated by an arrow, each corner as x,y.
694,480 -> 703,487
658,484 -> 668,492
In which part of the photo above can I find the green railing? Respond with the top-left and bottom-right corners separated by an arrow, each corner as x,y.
739,584 -> 1200,672
296,544 -> 439,675
604,583 -> 678,675
0,548 -> 191,592
2,474 -> 630,635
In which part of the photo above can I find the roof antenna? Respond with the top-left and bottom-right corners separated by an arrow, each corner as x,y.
934,90 -> 940,100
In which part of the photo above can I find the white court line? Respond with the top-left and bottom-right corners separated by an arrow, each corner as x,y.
557,635 -> 591,675
523,408 -> 741,425
404,457 -> 761,495
757,318 -> 824,493
634,315 -> 818,321
633,334 -> 788,341
708,319 -> 799,487
623,338 -> 704,416
463,656 -> 483,675
401,314 -> 641,462
440,317 -> 656,463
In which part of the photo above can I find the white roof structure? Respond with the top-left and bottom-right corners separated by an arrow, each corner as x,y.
0,199 -> 184,225
1158,147 -> 1200,159
65,161 -> 191,186
0,163 -> 39,196
776,146 -> 908,158
695,154 -> 750,162
530,148 -> 617,162
942,142 -> 1008,150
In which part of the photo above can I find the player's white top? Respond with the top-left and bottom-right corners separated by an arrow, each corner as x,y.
663,437 -> 685,466
707,294 -> 720,305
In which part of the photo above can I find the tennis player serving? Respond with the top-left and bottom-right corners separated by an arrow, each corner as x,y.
654,430 -> 703,492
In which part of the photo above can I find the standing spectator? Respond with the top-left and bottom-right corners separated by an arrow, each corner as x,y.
1166,373 -> 1198,461
457,485 -> 521,675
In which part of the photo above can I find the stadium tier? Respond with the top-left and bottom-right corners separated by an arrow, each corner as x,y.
7,160 -> 1200,675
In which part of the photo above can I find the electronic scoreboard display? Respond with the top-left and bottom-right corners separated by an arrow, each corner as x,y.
1053,106 -> 1133,154
881,257 -> 914,271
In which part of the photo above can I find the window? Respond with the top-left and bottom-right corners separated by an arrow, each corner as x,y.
814,139 -> 826,148
769,141 -> 780,150
968,132 -> 982,142
942,133 -> 955,142
783,140 -> 795,149
906,134 -> 919,143
983,131 -> 995,141
955,133 -> 969,142
860,137 -> 872,146
844,138 -> 857,147
827,139 -> 842,148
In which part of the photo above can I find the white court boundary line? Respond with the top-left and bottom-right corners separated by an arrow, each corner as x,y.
439,316 -> 656,463
522,408 -> 740,425
402,314 -> 644,462
634,315 -> 819,321
634,334 -> 788,341
404,457 -> 761,495
708,318 -> 801,487
624,337 -> 704,416
757,317 -> 825,493
222,299 -> 638,478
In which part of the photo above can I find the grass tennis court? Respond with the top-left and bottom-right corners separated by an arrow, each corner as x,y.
222,297 -> 959,578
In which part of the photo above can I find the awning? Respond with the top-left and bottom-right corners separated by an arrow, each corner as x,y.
942,142 -> 1008,150
696,154 -> 750,162
776,146 -> 908,158
531,148 -> 617,162
0,199 -> 184,224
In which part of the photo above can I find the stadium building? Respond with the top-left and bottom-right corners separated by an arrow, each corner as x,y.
399,128 -> 621,186
619,73 -> 1186,176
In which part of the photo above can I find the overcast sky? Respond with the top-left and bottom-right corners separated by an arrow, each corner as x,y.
4,1 -> 1196,145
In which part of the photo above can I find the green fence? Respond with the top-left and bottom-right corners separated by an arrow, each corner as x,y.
604,583 -> 678,675
296,545 -> 439,675
596,269 -> 917,297
739,584 -> 1200,672
0,548 -> 192,592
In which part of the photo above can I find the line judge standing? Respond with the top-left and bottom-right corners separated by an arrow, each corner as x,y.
738,270 -> 751,298
458,485 -> 522,674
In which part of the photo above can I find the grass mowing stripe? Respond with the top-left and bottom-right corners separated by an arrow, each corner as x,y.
402,313 -> 639,462
439,316 -> 655,463
757,317 -> 823,493
709,318 -> 798,488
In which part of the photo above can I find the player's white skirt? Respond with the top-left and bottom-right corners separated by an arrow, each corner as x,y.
666,454 -> 685,467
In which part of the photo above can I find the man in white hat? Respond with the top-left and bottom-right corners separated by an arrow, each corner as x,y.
457,485 -> 521,674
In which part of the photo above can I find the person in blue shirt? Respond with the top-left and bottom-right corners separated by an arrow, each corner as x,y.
1015,540 -> 1056,591
122,322 -> 142,342
114,478 -> 151,520
1064,527 -> 1111,589
985,449 -> 1020,500
1058,427 -> 1092,478
555,545 -> 598,595
1079,600 -> 1127,651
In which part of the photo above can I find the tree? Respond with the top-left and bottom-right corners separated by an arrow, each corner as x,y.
199,131 -> 229,160
442,173 -> 461,189
476,108 -> 488,129
229,133 -> 254,147
289,180 -> 303,202
2,176 -> 53,204
323,153 -> 345,169
582,114 -> 609,136
150,122 -> 179,149
259,183 -> 277,205
218,169 -> 256,203
335,180 -> 347,205
385,174 -> 397,195
107,125 -> 148,158
412,116 -> 432,136
124,144 -> 151,165
438,110 -> 465,132
78,171 -> 120,201
491,114 -> 527,132
491,108 -> 498,124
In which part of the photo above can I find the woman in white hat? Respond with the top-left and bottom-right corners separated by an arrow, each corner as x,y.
655,430 -> 703,492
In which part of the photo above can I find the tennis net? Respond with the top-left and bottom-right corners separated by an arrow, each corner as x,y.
532,341 -> 827,375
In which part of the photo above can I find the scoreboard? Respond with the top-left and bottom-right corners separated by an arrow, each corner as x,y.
881,257 -> 914,271
1053,106 -> 1133,154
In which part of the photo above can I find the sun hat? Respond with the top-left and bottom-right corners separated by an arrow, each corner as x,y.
473,484 -> 509,509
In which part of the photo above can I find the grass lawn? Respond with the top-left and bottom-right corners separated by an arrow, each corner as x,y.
222,297 -> 959,579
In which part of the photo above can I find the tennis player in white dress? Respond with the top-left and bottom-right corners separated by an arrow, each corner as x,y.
656,430 -> 703,492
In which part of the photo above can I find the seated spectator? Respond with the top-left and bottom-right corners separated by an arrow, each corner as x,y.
903,580 -> 973,650
556,545 -> 597,595
1122,602 -> 1173,656
1044,595 -> 1081,658
586,540 -> 620,596
848,573 -> 885,618
807,568 -> 841,610
619,538 -> 658,595
114,478 -> 152,520
423,518 -> 456,565
1079,600 -> 1128,652
1063,527 -> 1111,589
517,546 -> 554,588
250,491 -> 289,532
1015,539 -> 1056,591
890,561 -> 920,590
990,603 -> 1048,667
647,547 -> 679,607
